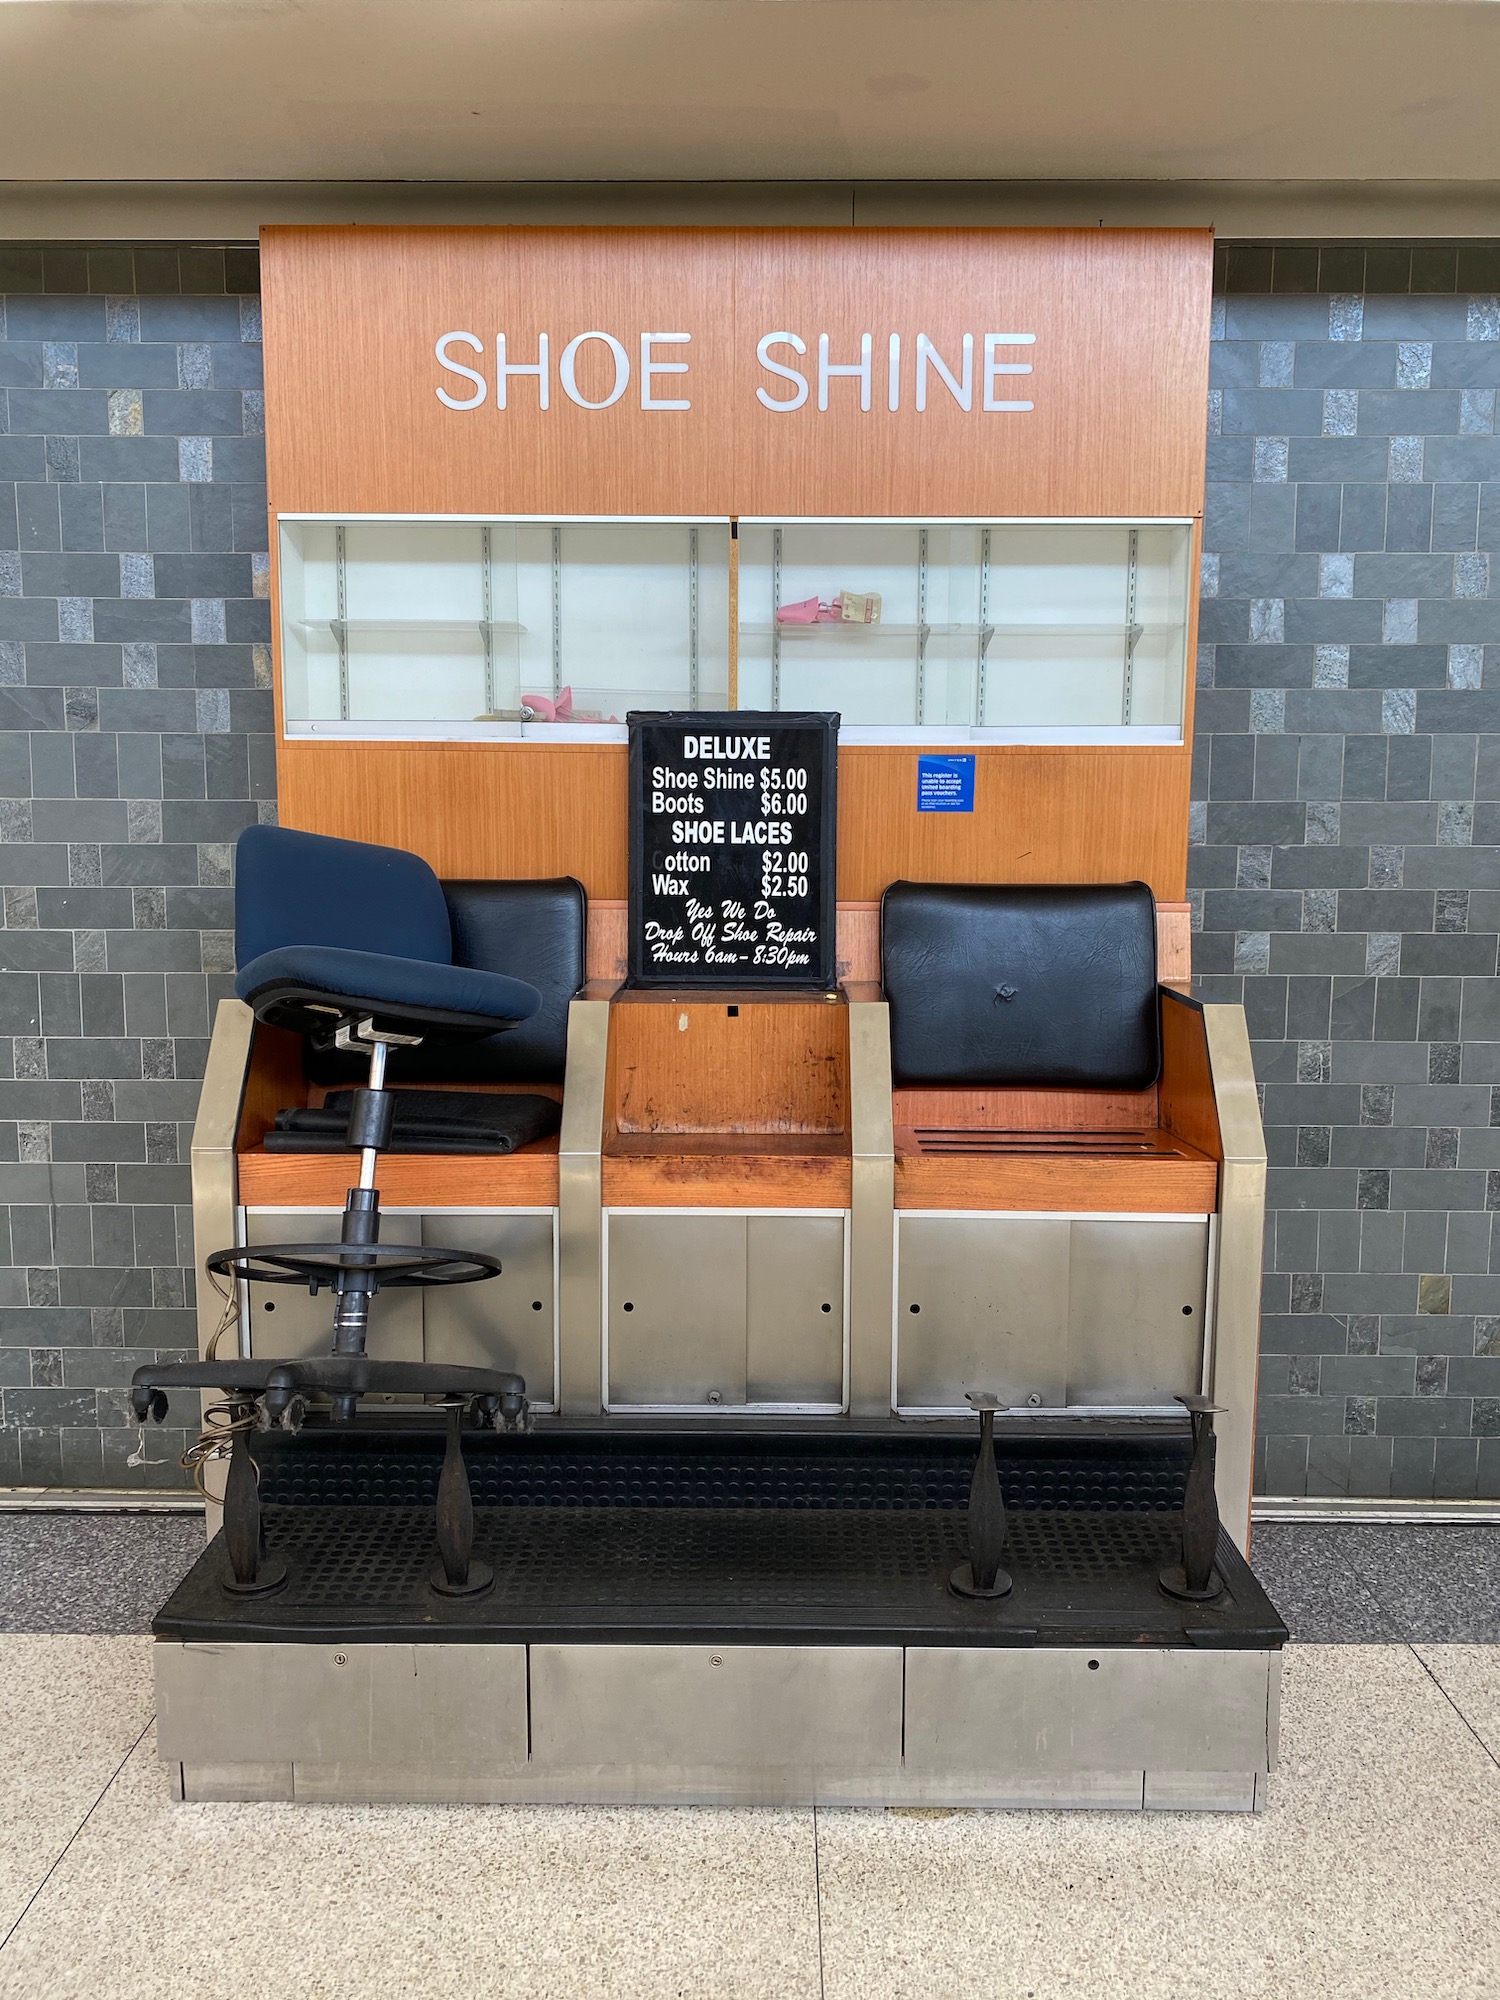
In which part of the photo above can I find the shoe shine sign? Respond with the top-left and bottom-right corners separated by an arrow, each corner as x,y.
433,328 -> 1035,415
260,226 -> 1212,520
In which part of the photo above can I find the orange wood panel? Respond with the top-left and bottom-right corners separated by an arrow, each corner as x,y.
892,1086 -> 1158,1133
262,226 -> 1211,522
893,1142 -> 1216,1214
731,229 -> 1212,519
1156,903 -> 1192,985
608,991 -> 848,1136
277,739 -> 629,896
836,903 -> 880,984
279,740 -> 1189,901
237,1141 -> 560,1209
262,227 -> 739,518
236,1021 -> 306,1150
587,901 -> 629,981
603,1140 -> 850,1209
1159,992 -> 1223,1161
836,745 -> 1192,903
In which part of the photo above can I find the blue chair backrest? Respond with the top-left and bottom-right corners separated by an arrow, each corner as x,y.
235,825 -> 454,970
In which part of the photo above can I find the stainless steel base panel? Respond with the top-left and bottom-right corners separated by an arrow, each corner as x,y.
158,1640 -> 1279,1812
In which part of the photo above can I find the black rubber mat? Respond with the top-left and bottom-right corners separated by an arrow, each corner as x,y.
155,1502 -> 1286,1649
253,1423 -> 1195,1515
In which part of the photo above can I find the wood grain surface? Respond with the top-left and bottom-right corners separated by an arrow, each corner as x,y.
1159,991 -> 1223,1162
262,225 -> 1212,520
893,1139 -> 1216,1214
237,1140 -> 560,1209
608,991 -> 849,1135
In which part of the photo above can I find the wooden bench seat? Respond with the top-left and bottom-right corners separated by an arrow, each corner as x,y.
236,1133 -> 560,1209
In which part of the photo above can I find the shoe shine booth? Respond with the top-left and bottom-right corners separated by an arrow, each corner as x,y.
137,225 -> 1286,1810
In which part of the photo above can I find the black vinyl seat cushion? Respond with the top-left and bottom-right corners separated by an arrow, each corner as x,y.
881,881 -> 1161,1090
307,877 -> 587,1088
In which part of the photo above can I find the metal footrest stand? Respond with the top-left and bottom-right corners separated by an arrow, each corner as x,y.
1159,1393 -> 1226,1603
948,1392 -> 1013,1600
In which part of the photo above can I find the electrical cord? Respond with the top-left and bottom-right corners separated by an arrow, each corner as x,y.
126,1260 -> 255,1488
177,1262 -> 258,1498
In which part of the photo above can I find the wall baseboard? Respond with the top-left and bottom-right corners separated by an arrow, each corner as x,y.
1,1486 -> 1494,1522
1254,1496 -> 1500,1525
0,1486 -> 203,1513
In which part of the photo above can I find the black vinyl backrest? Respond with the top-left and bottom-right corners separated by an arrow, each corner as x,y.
881,881 -> 1160,1090
305,877 -> 586,1087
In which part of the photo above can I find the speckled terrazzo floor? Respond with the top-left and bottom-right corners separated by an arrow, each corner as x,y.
0,1516 -> 1494,2000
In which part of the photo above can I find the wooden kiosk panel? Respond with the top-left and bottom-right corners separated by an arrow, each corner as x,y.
261,225 -> 1211,907
261,226 -> 1212,522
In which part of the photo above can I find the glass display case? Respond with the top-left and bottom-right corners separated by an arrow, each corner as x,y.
278,518 -> 732,740
278,516 -> 1192,744
737,520 -> 1192,742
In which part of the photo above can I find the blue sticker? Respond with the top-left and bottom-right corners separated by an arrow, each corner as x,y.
917,754 -> 976,813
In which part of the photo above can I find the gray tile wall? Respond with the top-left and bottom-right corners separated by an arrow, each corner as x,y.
1202,244 -> 1500,1499
0,244 -> 269,1488
0,240 -> 1497,1496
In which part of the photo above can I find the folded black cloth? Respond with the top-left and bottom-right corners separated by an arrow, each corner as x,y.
264,1088 -> 561,1155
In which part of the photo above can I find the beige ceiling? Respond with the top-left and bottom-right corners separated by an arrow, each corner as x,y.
0,0 -> 1498,230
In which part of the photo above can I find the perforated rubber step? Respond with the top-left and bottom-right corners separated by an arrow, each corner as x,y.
155,1501 -> 1287,1651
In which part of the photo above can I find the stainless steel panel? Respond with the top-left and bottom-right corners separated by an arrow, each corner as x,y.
161,1639 -> 1268,1810
529,1643 -> 903,1774
896,1214 -> 1069,1409
904,1647 -> 1276,1777
847,996 -> 896,1416
893,1770 -> 1149,1810
558,994 -> 610,1416
243,1209 -> 422,1367
1145,1770 -> 1258,1812
1202,1002 -> 1269,1553
178,1757 -> 1257,1809
746,1215 -> 844,1404
180,1762 -> 293,1802
422,1211 -> 556,1405
192,999 -> 256,1527
156,1641 -> 529,1770
606,1213 -> 747,1406
1066,1219 -> 1208,1405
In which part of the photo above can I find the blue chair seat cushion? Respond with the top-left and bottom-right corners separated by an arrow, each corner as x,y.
237,945 -> 541,1037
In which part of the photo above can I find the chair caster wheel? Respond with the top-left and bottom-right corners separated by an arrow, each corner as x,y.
429,1560 -> 494,1599
1158,1563 -> 1224,1603
948,1561 -> 1013,1600
221,1557 -> 288,1599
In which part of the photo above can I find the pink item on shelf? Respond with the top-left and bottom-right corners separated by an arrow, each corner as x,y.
520,685 -> 574,722
776,596 -> 846,624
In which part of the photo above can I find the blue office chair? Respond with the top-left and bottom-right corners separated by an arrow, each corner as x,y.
131,826 -> 545,1601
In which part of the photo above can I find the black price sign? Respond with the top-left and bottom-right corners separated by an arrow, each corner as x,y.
627,710 -> 838,988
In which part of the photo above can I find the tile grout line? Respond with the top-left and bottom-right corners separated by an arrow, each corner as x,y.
1405,1644 -> 1500,1775
812,1803 -> 827,2000
0,1711 -> 156,1955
